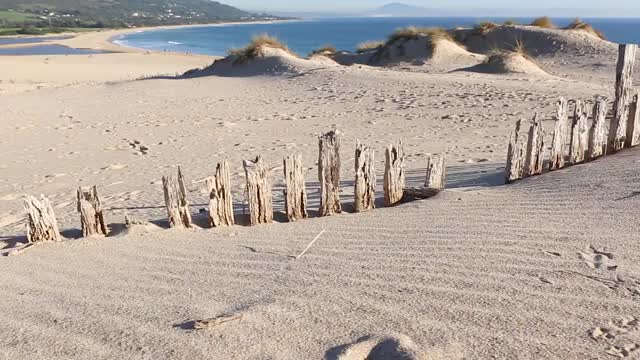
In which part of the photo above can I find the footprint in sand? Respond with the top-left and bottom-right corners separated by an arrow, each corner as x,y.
580,245 -> 617,271
591,317 -> 640,358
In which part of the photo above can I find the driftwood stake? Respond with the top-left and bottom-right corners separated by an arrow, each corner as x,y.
354,141 -> 376,213
625,91 -> 640,148
425,154 -> 446,191
569,101 -> 589,165
77,185 -> 107,237
162,167 -> 192,228
550,98 -> 569,171
243,156 -> 273,225
283,154 -> 308,221
505,120 -> 525,183
384,141 -> 405,206
24,195 -> 61,243
524,114 -> 545,176
206,161 -> 234,227
610,44 -> 637,153
318,131 -> 341,216
589,98 -> 609,160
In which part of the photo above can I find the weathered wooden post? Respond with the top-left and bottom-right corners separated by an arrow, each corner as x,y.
77,185 -> 107,237
625,91 -> 640,148
243,156 -> 273,225
384,141 -> 405,206
318,130 -> 342,216
505,120 -> 525,183
283,154 -> 308,221
609,44 -> 637,153
162,166 -> 192,228
24,195 -> 61,243
524,114 -> 545,176
425,154 -> 446,191
206,160 -> 234,227
549,98 -> 569,171
588,97 -> 609,160
569,101 -> 589,164
354,140 -> 376,212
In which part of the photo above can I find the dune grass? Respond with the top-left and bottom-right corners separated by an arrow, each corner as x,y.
566,18 -> 606,40
473,21 -> 499,36
229,34 -> 294,63
503,19 -> 518,26
530,16 -> 555,28
388,26 -> 452,43
310,45 -> 337,56
356,40 -> 384,53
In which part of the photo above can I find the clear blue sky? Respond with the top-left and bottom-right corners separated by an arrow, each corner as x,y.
223,0 -> 640,15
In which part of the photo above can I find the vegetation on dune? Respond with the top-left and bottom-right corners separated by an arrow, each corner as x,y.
566,18 -> 606,40
229,34 -> 295,64
387,26 -> 453,44
310,45 -> 337,56
473,21 -> 499,36
530,16 -> 555,28
503,19 -> 518,26
356,40 -> 384,53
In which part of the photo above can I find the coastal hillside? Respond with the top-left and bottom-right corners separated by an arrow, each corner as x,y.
0,0 -> 279,29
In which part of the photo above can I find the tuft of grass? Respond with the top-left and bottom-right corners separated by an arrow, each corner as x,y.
228,34 -> 294,64
310,45 -> 337,56
356,40 -> 384,53
388,26 -> 452,44
530,16 -> 555,28
473,21 -> 499,36
503,19 -> 518,26
566,18 -> 606,40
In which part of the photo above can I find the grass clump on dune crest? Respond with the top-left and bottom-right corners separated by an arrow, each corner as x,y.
530,16 -> 555,28
473,21 -> 499,36
388,26 -> 452,43
229,34 -> 295,63
310,45 -> 337,56
503,19 -> 518,26
566,18 -> 606,40
356,40 -> 384,53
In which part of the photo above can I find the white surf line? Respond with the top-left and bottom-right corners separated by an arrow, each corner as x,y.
294,229 -> 326,260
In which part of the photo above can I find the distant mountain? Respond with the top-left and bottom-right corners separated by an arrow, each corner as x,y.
368,3 -> 432,17
0,0 -> 283,28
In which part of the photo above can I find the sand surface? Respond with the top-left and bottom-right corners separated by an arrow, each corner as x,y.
0,25 -> 639,359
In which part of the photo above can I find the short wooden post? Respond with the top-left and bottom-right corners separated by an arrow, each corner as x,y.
588,98 -> 609,160
549,98 -> 569,171
206,160 -> 234,227
24,195 -> 61,243
162,166 -> 192,228
354,140 -> 376,212
77,185 -> 107,237
318,130 -> 342,216
243,156 -> 273,225
384,141 -> 405,206
505,120 -> 525,183
425,154 -> 446,191
524,114 -> 545,176
609,44 -> 637,153
625,91 -> 640,148
569,101 -> 589,164
283,154 -> 308,221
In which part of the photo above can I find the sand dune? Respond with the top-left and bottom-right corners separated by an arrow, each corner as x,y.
461,51 -> 550,76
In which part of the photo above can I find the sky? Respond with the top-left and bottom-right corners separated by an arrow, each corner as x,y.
223,0 -> 640,16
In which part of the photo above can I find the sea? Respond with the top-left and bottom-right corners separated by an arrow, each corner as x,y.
114,17 -> 640,57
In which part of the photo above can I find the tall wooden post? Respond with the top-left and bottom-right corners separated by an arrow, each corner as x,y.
569,101 -> 589,164
588,98 -> 609,160
243,156 -> 273,225
625,91 -> 640,148
549,98 -> 569,171
283,154 -> 308,221
354,140 -> 376,213
609,44 -> 637,153
24,195 -> 61,243
384,141 -> 405,206
206,161 -> 234,227
77,185 -> 107,237
162,166 -> 192,228
318,130 -> 342,216
505,120 -> 525,183
524,114 -> 544,176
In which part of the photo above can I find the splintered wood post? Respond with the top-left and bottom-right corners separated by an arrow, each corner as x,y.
24,195 -> 61,243
625,91 -> 640,147
354,140 -> 376,213
77,185 -> 107,237
505,120 -> 525,183
609,44 -> 637,153
549,98 -> 569,171
243,156 -> 273,225
162,167 -> 192,228
318,130 -> 342,216
206,160 -> 234,227
524,114 -> 545,176
569,101 -> 589,165
384,141 -> 405,206
425,154 -> 446,191
588,98 -> 609,160
283,154 -> 308,221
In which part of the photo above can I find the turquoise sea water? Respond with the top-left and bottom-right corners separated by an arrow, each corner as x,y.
115,17 -> 640,57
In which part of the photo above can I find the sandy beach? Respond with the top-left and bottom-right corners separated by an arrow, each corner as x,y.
1,23 -> 639,359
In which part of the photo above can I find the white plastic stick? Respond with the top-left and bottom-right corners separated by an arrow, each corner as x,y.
295,229 -> 326,260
